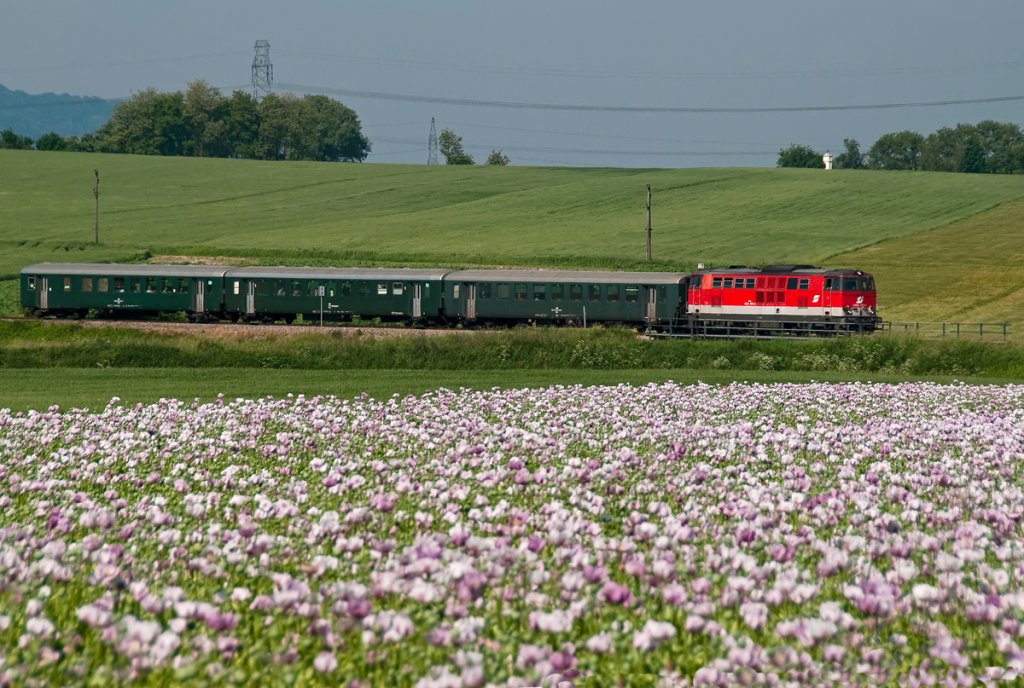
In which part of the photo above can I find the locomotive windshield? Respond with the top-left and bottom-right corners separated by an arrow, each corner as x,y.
838,276 -> 875,291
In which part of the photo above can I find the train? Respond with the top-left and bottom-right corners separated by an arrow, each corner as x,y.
19,262 -> 880,336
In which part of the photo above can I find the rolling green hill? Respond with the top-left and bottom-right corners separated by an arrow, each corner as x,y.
3,148 -> 1023,333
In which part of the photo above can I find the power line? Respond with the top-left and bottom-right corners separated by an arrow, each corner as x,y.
275,81 -> 1024,114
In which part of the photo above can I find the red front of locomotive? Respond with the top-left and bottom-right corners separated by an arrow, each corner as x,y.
685,266 -> 880,332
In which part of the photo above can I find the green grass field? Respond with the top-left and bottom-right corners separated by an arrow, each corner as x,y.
3,148 -> 1024,408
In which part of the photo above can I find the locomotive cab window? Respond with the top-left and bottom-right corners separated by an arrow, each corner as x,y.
843,277 -> 858,291
824,278 -> 834,290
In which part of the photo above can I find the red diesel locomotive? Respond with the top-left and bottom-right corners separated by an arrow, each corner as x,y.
679,264 -> 879,336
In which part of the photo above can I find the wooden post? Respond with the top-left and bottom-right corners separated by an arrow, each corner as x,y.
93,169 -> 100,244
645,184 -> 652,262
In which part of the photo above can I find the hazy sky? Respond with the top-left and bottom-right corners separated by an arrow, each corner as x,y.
2,1 -> 1022,167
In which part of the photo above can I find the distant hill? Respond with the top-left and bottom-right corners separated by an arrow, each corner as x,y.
0,84 -> 116,140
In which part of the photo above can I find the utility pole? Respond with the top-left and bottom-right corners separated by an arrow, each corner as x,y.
251,40 -> 273,102
93,169 -> 100,244
645,184 -> 652,262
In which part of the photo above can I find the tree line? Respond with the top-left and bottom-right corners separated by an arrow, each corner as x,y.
778,120 -> 1024,173
0,80 -> 371,162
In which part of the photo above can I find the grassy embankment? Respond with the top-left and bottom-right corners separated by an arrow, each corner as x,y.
0,321 -> 1021,410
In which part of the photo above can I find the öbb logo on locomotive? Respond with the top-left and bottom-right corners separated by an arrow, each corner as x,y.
20,262 -> 880,336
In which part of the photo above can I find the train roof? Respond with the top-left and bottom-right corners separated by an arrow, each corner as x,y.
225,266 -> 451,281
694,265 -> 870,276
446,269 -> 688,285
21,263 -> 232,277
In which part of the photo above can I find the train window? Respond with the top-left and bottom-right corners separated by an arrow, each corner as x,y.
689,276 -> 702,290
799,278 -> 809,290
479,284 -> 491,299
82,278 -> 93,293
513,284 -> 527,301
497,284 -> 510,299
607,285 -> 620,301
712,277 -> 722,288
292,281 -> 303,296
723,278 -> 733,288
570,284 -> 583,301
588,284 -> 602,301
98,278 -> 108,292
130,279 -> 141,294
377,282 -> 388,295
178,279 -> 188,294
274,280 -> 285,296
658,286 -> 667,301
744,278 -> 754,288
27,277 -> 36,290
114,278 -> 125,292
550,284 -> 564,300
787,278 -> 798,290
393,282 -> 404,296
625,286 -> 639,302
453,284 -> 461,299
233,281 -> 241,295
146,277 -> 157,293
824,278 -> 834,290
341,282 -> 352,296
843,277 -> 858,291
860,277 -> 872,291
162,279 -> 173,294
307,281 -> 317,296
359,282 -> 369,297
62,277 -> 71,292
533,284 -> 545,300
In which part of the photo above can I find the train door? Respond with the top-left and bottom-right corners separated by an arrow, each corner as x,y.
38,277 -> 49,309
246,281 -> 256,316
192,279 -> 205,313
645,287 -> 658,322
465,284 -> 476,320
413,284 -> 422,318
822,277 -> 836,316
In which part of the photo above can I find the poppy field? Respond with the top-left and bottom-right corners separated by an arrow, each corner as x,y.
0,381 -> 1023,686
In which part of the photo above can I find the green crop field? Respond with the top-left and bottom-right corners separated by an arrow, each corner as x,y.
3,148 -> 1024,335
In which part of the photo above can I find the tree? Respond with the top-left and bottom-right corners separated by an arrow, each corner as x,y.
0,128 -> 33,149
34,132 -> 67,151
222,91 -> 260,159
97,88 -> 187,156
867,131 -> 924,170
183,80 -> 228,157
776,144 -> 821,168
300,95 -> 370,162
485,149 -> 510,166
438,129 -> 474,165
833,138 -> 865,169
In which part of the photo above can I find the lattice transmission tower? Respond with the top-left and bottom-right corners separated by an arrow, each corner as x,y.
252,40 -> 273,101
427,118 -> 439,165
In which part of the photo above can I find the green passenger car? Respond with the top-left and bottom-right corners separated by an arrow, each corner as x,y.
20,263 -> 230,320
443,269 -> 688,328
221,267 -> 450,323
